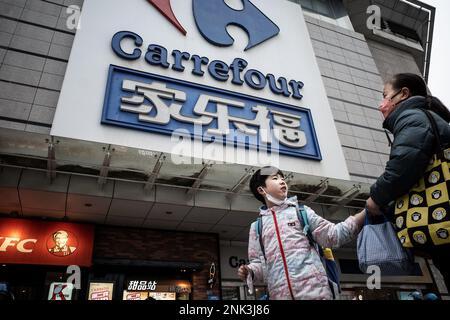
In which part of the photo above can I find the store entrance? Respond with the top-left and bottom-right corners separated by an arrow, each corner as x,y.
0,264 -> 85,301
87,264 -> 194,300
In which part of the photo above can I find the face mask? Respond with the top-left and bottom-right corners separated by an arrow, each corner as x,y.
261,188 -> 287,206
380,90 -> 402,119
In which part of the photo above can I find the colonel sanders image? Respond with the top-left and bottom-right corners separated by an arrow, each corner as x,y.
48,230 -> 77,256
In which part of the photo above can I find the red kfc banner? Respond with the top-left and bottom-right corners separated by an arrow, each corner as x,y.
0,218 -> 94,266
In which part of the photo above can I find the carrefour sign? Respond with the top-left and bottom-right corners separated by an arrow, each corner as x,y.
110,31 -> 304,100
102,65 -> 320,158
52,0 -> 350,179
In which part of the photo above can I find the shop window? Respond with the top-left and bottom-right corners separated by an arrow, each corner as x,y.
340,287 -> 398,300
88,281 -> 115,300
0,265 -> 68,301
123,277 -> 192,300
147,291 -> 176,300
87,265 -> 192,300
358,287 -> 397,300
340,288 -> 361,300
45,271 -> 79,301
222,286 -> 240,300
243,285 -> 268,300
397,291 -> 416,300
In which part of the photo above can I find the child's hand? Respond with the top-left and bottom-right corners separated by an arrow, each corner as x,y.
353,209 -> 366,231
238,265 -> 250,281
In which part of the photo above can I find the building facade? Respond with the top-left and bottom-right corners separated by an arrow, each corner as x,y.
0,0 -> 447,300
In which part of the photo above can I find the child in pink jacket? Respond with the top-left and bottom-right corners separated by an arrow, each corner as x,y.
238,166 -> 365,300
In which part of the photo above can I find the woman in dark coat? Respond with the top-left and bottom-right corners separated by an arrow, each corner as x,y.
366,73 -> 450,291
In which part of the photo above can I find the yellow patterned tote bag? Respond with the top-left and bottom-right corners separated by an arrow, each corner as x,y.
394,109 -> 450,248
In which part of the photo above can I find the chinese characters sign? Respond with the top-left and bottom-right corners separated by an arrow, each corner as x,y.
126,280 -> 157,291
102,65 -> 321,160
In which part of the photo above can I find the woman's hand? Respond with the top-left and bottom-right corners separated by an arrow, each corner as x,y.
366,197 -> 382,216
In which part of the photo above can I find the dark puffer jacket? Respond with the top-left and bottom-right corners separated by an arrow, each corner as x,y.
370,96 -> 450,217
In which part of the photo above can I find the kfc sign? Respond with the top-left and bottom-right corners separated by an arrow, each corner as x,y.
0,237 -> 37,253
0,218 -> 94,266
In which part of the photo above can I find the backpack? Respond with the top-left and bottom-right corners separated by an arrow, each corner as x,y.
255,205 -> 341,299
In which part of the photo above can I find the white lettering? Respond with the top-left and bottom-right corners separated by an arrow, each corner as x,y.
16,239 -> 37,253
67,265 -> 81,290
366,5 -> 381,31
119,80 -> 305,149
366,265 -> 381,289
66,5 -> 81,30
179,304 -> 214,318
0,237 -> 38,253
0,237 -> 20,251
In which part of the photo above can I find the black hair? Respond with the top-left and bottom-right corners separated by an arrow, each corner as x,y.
388,73 -> 450,122
249,166 -> 284,205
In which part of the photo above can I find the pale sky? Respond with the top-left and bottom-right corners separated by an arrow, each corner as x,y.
423,0 -> 450,106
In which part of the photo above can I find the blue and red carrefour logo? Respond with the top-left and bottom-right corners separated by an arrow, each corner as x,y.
147,0 -> 280,51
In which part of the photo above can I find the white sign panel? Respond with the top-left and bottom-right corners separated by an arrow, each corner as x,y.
52,0 -> 349,179
48,282 -> 74,300
220,245 -> 249,280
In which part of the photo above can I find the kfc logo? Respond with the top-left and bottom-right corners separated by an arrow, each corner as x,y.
47,230 -> 78,257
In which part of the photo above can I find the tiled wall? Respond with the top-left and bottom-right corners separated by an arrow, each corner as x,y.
304,14 -> 391,184
0,0 -> 82,134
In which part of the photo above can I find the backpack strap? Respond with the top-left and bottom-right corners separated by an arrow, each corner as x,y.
255,216 -> 266,260
297,205 -> 316,247
297,205 -> 341,297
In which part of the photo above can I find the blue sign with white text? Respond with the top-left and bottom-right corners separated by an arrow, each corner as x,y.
101,65 -> 321,160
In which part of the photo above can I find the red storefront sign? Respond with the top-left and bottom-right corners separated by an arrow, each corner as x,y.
0,218 -> 94,266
